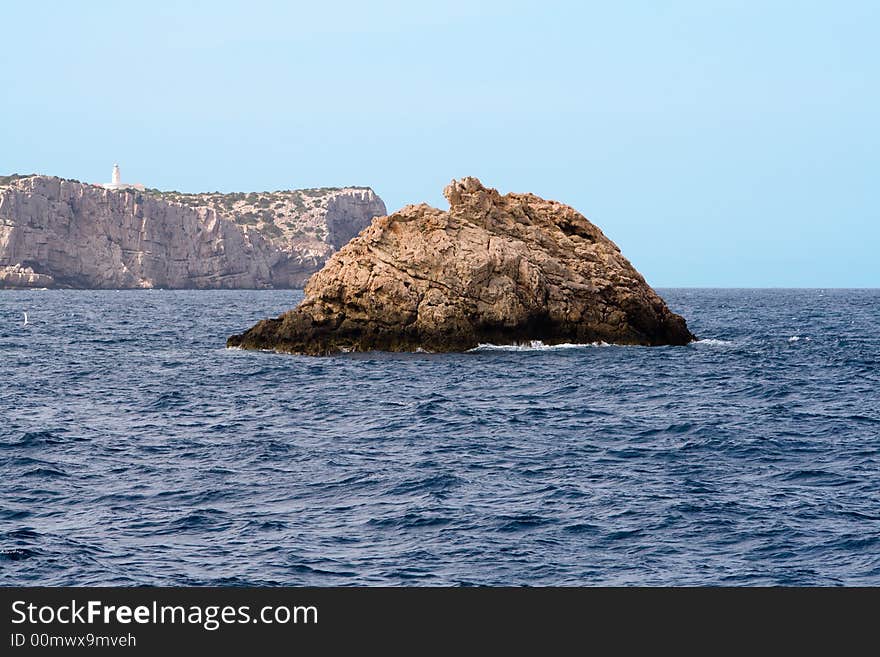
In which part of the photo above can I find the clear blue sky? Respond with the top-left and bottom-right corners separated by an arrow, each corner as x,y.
2,1 -> 877,286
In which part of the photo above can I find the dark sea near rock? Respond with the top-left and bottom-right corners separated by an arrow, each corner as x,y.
1,289 -> 878,585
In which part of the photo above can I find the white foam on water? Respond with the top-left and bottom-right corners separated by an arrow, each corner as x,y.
788,336 -> 810,342
692,338 -> 733,346
468,340 -> 612,352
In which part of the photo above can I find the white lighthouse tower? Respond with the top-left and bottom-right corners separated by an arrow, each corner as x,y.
102,163 -> 145,191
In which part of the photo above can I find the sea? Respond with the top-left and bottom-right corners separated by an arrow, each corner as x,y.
1,288 -> 878,586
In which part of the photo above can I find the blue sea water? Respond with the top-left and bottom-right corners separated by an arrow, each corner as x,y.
1,288 -> 878,586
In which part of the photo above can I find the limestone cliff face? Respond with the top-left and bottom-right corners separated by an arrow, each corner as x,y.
148,185 -> 387,286
228,177 -> 695,354
325,190 -> 386,250
0,175 -> 386,289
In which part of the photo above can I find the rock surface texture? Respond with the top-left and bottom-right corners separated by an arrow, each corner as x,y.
0,175 -> 386,288
228,177 -> 695,353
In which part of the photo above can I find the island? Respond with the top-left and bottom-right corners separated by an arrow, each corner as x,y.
228,177 -> 695,354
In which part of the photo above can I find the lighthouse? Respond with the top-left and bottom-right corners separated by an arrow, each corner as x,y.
102,163 -> 145,191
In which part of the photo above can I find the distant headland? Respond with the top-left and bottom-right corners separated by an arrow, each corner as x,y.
0,168 -> 386,289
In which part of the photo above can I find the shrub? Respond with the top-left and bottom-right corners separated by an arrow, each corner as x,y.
260,223 -> 283,238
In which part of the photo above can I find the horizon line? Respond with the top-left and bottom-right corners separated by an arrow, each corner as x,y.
1,286 -> 878,292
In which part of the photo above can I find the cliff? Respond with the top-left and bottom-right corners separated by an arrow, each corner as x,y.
0,174 -> 386,289
228,177 -> 694,354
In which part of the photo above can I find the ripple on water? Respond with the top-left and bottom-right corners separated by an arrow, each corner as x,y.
1,288 -> 879,585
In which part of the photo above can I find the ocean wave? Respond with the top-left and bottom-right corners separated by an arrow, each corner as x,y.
3,288 -> 880,587
691,338 -> 733,346
468,340 -> 612,352
788,335 -> 811,342
1,548 -> 37,562
0,430 -> 75,449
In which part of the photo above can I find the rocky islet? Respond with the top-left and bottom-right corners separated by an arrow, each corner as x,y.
228,177 -> 694,353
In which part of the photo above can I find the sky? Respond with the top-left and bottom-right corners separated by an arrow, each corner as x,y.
1,1 -> 877,286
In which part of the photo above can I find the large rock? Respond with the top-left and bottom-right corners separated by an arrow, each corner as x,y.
0,176 -> 386,289
228,177 -> 695,354
0,264 -> 54,289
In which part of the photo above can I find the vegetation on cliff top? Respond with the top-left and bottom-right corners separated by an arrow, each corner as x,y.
0,173 -> 38,186
1,174 -> 381,251
140,186 -> 378,247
